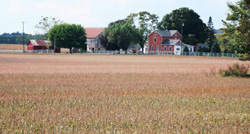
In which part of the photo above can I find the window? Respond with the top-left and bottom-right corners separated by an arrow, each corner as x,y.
164,46 -> 167,51
154,37 -> 157,43
169,46 -> 172,51
156,46 -> 159,51
177,48 -> 180,50
151,45 -> 154,51
154,32 -> 156,36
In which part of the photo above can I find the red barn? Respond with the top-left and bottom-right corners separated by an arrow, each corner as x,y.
27,40 -> 49,50
148,30 -> 182,54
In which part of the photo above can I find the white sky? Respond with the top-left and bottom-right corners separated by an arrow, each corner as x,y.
0,0 -> 238,35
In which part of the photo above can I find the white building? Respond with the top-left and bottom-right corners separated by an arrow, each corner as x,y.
85,27 -> 105,52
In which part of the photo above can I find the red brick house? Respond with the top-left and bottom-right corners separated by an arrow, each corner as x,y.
148,30 -> 182,54
27,40 -> 50,50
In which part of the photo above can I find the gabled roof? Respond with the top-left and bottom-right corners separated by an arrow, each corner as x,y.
162,39 -> 170,44
175,44 -> 195,47
154,30 -> 181,37
155,30 -> 171,37
85,27 -> 105,38
162,39 -> 181,45
28,40 -> 48,46
169,30 -> 178,36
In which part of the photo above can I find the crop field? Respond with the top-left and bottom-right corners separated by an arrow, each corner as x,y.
0,53 -> 250,133
0,44 -> 27,50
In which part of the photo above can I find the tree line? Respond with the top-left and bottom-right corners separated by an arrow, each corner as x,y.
0,32 -> 45,44
46,0 -> 250,60
2,0 -> 249,60
100,8 -> 225,54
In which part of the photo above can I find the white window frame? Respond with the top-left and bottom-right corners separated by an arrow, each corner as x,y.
164,46 -> 167,51
156,46 -> 159,52
151,45 -> 154,51
154,37 -> 157,43
169,46 -> 172,52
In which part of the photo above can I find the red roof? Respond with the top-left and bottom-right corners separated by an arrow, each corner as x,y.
28,40 -> 48,46
85,27 -> 105,38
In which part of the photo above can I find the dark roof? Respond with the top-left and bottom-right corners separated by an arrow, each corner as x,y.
155,30 -> 179,37
162,39 -> 182,46
198,44 -> 209,48
155,30 -> 171,37
162,39 -> 170,44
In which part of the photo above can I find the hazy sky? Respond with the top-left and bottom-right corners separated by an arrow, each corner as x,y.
0,0 -> 238,35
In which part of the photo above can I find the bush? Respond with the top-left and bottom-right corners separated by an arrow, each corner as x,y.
237,53 -> 250,61
219,63 -> 249,77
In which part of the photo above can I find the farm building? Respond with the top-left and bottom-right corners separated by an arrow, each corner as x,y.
27,40 -> 50,50
85,27 -> 105,52
148,30 -> 194,55
195,43 -> 210,52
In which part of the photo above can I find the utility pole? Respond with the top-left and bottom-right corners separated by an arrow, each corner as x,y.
22,22 -> 25,53
179,19 -> 185,55
54,36 -> 56,53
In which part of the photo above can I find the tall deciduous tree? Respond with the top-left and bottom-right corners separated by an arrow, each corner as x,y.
206,16 -> 216,51
103,22 -> 139,54
99,35 -> 120,50
126,11 -> 159,53
215,34 -> 235,53
35,16 -> 63,39
158,8 -> 208,45
222,0 -> 250,60
48,24 -> 86,53
99,20 -> 125,51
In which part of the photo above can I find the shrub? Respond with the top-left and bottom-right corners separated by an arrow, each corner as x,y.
183,46 -> 189,52
237,53 -> 250,61
219,63 -> 249,77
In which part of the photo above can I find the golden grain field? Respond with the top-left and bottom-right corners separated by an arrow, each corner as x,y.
0,54 -> 250,133
0,44 -> 27,50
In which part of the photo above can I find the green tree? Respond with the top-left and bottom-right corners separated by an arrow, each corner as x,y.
206,16 -> 216,51
99,20 -> 124,51
103,22 -> 139,54
197,46 -> 209,52
158,7 -> 208,45
215,34 -> 235,53
183,46 -> 189,52
126,11 -> 159,53
222,0 -> 250,60
99,35 -> 120,50
211,40 -> 221,53
48,23 -> 87,53
36,16 -> 63,39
